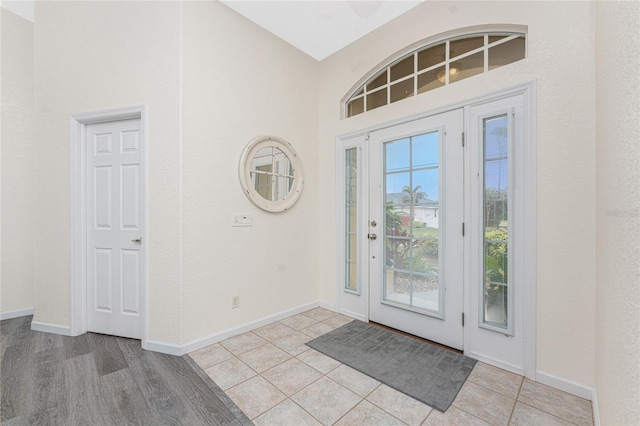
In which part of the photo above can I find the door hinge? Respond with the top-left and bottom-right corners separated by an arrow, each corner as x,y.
462,222 -> 465,236
462,313 -> 465,327
462,131 -> 465,147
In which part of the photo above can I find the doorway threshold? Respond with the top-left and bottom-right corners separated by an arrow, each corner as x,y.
369,321 -> 462,355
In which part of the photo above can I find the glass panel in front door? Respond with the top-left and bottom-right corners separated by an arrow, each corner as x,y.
383,131 -> 441,316
345,147 -> 359,292
483,114 -> 510,329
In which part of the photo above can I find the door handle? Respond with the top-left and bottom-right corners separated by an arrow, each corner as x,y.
131,238 -> 142,244
368,233 -> 377,241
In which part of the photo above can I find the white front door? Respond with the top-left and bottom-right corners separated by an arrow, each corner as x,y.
338,86 -> 534,373
368,109 -> 465,350
86,118 -> 143,339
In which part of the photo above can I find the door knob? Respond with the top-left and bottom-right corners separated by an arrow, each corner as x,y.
368,233 -> 377,241
131,238 -> 142,244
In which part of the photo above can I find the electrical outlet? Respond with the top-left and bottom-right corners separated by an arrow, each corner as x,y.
232,213 -> 252,227
232,295 -> 240,309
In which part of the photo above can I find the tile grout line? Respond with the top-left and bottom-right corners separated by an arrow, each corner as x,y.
506,376 -> 526,425
515,380 -> 593,426
267,349 -> 361,425
205,312 -> 394,425
515,400 -> 584,426
451,392 -> 505,425
466,374 -> 523,400
182,353 -> 253,426
446,406 -> 492,426
250,310 -> 345,424
362,383 -> 420,426
259,355 -> 327,397
209,321 -> 342,422
314,374 -> 365,426
260,354 -> 337,424
196,309 -> 594,426
197,314 -> 438,425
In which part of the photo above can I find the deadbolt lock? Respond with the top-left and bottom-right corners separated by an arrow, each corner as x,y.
370,220 -> 377,227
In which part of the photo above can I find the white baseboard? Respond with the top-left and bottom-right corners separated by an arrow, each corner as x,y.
0,307 -> 34,320
467,351 -> 525,376
536,370 -> 593,400
31,321 -> 72,336
146,301 -> 327,356
339,307 -> 366,322
592,388 -> 600,425
317,301 -> 338,313
143,339 -> 183,356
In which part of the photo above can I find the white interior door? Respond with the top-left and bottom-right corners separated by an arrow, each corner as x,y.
86,118 -> 143,339
368,109 -> 464,350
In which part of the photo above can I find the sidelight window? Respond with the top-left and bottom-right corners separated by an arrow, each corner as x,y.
482,114 -> 512,331
345,148 -> 359,293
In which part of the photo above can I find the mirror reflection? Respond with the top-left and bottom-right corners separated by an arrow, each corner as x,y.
249,146 -> 294,202
239,135 -> 304,212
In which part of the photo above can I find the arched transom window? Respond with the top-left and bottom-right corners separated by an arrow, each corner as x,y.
345,32 -> 526,118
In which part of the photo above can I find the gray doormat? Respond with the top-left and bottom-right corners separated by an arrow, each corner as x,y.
306,320 -> 476,412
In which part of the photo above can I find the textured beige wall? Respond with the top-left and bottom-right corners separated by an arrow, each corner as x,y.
33,1 -> 183,341
29,0 -> 320,345
179,1 -> 319,344
18,6 -> 640,418
1,9 -> 35,315
318,1 -> 597,388
595,1 -> 640,424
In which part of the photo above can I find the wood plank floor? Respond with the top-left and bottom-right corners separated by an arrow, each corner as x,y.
0,316 -> 252,425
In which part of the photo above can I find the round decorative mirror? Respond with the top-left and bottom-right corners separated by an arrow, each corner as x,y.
239,136 -> 304,212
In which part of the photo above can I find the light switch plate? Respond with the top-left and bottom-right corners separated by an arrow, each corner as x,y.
232,213 -> 252,227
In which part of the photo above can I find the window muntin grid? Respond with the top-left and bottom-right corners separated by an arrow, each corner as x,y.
345,33 -> 525,118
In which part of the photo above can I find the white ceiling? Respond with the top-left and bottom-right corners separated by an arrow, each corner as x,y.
220,1 -> 423,61
1,0 -> 35,22
0,0 -> 423,61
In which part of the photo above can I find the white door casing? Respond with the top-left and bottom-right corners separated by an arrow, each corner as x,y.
86,118 -> 143,339
336,83 -> 536,377
369,109 -> 465,350
465,93 -> 530,375
70,105 -> 147,342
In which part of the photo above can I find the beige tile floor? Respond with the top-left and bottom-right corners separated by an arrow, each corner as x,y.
189,308 -> 593,426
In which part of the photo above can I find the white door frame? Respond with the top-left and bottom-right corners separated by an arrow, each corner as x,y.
367,110 -> 465,350
70,105 -> 148,345
336,82 -> 537,379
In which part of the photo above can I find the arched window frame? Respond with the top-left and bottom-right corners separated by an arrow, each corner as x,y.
342,25 -> 528,119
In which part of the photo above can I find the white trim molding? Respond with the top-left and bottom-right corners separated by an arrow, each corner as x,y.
316,301 -> 339,313
592,388 -> 600,426
536,370 -> 594,401
70,105 -> 148,339
143,340 -> 183,356
467,351 -> 524,377
463,83 -> 537,378
336,82 -> 537,378
0,307 -> 34,320
339,308 -> 367,322
341,24 -> 528,118
145,301 -> 332,356
31,321 -> 72,336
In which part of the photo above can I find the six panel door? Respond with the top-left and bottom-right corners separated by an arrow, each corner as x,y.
86,118 -> 143,339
